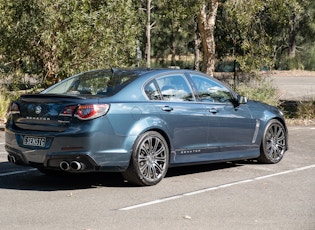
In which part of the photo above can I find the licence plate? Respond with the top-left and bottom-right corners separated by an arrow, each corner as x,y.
23,136 -> 46,147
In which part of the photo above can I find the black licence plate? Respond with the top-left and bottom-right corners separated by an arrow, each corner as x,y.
23,136 -> 46,147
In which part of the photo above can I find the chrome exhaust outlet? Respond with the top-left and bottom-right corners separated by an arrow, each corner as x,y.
59,161 -> 70,171
70,161 -> 83,171
8,154 -> 16,163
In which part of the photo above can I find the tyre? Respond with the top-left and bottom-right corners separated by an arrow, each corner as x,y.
257,119 -> 287,164
122,131 -> 169,186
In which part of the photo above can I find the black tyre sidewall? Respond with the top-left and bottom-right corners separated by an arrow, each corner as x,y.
259,119 -> 286,164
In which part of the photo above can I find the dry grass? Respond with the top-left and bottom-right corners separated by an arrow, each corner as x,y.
286,118 -> 315,126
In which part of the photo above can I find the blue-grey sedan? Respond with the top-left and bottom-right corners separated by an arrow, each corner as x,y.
5,69 -> 288,186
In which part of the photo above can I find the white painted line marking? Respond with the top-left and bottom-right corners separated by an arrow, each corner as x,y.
0,168 -> 37,177
118,164 -> 315,211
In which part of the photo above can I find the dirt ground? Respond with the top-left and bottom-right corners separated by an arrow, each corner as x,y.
214,70 -> 315,79
262,70 -> 315,77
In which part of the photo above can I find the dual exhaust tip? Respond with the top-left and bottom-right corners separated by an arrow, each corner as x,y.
60,161 -> 84,171
8,154 -> 16,164
8,154 -> 84,172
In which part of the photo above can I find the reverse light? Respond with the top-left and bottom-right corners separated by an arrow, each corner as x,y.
61,105 -> 78,117
74,104 -> 110,120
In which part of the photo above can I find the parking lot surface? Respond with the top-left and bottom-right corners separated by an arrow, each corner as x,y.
0,126 -> 314,230
269,74 -> 315,100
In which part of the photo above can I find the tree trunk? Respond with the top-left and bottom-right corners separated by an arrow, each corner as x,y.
194,18 -> 201,71
171,40 -> 176,66
197,0 -> 220,76
288,13 -> 296,58
146,0 -> 152,68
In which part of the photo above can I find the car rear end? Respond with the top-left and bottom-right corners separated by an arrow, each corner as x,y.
4,69 -> 143,173
5,94 -> 123,172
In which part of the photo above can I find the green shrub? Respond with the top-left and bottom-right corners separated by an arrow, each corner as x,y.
303,44 -> 315,71
280,99 -> 315,120
234,74 -> 280,107
0,89 -> 22,121
297,100 -> 315,119
0,91 -> 11,121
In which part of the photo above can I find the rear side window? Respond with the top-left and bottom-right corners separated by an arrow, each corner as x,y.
155,75 -> 194,101
144,81 -> 162,100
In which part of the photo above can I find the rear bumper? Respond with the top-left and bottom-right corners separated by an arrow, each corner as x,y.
6,145 -> 130,172
5,145 -> 98,171
4,127 -> 132,172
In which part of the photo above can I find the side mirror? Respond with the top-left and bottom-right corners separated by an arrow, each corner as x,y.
237,95 -> 247,104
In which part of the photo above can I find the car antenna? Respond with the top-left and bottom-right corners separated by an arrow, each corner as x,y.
111,67 -> 118,74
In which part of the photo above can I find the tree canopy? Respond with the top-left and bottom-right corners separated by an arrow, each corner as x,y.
0,0 -> 314,87
0,0 -> 140,85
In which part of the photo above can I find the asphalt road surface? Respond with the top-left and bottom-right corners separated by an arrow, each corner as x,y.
269,75 -> 315,101
0,126 -> 314,230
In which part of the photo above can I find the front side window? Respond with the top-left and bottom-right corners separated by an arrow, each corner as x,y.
191,75 -> 233,103
155,75 -> 194,101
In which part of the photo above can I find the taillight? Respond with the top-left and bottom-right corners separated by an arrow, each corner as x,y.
60,104 -> 110,120
8,102 -> 20,115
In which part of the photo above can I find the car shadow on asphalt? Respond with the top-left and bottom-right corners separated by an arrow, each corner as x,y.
0,161 -> 248,191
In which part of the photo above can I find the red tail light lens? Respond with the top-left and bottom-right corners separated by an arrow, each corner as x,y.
60,104 -> 109,120
75,104 -> 110,120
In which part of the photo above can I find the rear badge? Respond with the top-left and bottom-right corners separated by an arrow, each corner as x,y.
35,106 -> 42,114
26,116 -> 51,121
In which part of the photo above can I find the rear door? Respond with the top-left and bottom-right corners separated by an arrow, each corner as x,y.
144,74 -> 209,162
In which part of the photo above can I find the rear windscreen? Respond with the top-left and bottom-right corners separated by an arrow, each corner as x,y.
43,70 -> 138,96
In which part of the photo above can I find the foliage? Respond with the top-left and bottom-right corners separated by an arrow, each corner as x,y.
1,0 -> 315,84
1,0 -> 315,122
0,89 -> 22,121
280,99 -> 315,119
217,0 -> 314,72
303,43 -> 315,71
0,0 -> 140,86
279,42 -> 315,70
145,0 -> 199,67
234,74 -> 280,107
297,100 -> 315,119
0,92 -> 10,120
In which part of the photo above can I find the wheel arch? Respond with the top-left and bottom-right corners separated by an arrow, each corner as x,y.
133,127 -> 173,160
122,127 -> 172,186
124,117 -> 174,163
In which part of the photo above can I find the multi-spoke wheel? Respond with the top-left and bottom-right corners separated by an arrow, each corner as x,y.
258,119 -> 287,164
122,131 -> 169,186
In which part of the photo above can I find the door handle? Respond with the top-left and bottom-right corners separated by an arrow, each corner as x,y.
209,108 -> 218,114
161,106 -> 173,112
